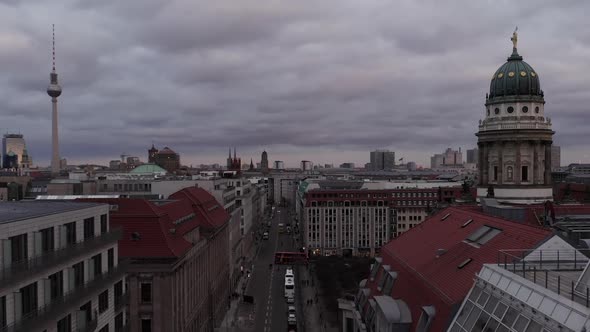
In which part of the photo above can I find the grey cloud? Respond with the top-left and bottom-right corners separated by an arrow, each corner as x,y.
1,0 -> 589,167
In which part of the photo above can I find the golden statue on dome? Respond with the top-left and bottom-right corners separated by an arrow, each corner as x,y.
511,26 -> 518,49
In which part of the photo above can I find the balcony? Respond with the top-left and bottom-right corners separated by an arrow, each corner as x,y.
0,228 -> 123,291
0,260 -> 128,332
497,249 -> 590,307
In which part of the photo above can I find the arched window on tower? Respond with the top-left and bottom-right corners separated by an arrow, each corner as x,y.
506,166 -> 514,181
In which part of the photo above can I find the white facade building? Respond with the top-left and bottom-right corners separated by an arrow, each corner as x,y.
0,201 -> 126,332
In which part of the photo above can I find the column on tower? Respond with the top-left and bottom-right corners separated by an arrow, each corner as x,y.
478,142 -> 484,185
544,142 -> 552,185
515,141 -> 521,185
482,142 -> 489,184
497,142 -> 503,185
532,140 -> 539,185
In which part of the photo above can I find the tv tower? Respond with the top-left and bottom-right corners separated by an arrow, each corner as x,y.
46,24 -> 62,175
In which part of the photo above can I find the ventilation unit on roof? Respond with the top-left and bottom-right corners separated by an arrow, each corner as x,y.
441,213 -> 451,221
131,232 -> 141,241
169,228 -> 176,234
461,219 -> 474,228
458,258 -> 473,269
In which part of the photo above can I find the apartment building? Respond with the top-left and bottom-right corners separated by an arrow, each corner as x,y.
0,201 -> 126,332
297,180 -> 462,257
82,187 -> 230,332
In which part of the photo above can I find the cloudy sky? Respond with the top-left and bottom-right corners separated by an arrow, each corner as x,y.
1,0 -> 589,168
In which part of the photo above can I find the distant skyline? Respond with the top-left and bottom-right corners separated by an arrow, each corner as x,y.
1,1 -> 589,167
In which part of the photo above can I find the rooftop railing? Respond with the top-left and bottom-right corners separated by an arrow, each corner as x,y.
0,260 -> 128,332
497,249 -> 590,307
0,228 -> 123,291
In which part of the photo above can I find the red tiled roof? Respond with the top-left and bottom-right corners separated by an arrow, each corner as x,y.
369,205 -> 551,331
77,187 -> 228,259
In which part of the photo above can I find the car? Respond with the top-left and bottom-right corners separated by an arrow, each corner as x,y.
262,232 -> 269,240
285,268 -> 294,278
286,296 -> 295,304
288,313 -> 296,325
267,221 -> 272,227
288,306 -> 296,316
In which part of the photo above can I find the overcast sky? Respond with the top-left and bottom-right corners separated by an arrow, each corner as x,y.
1,0 -> 589,168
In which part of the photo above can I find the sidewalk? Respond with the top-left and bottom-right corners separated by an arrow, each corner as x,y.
299,265 -> 339,332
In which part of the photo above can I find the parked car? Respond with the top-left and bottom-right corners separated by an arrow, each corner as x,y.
286,296 -> 295,304
288,306 -> 296,316
288,313 -> 296,326
263,232 -> 269,240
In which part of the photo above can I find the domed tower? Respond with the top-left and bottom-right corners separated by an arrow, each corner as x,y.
476,29 -> 554,204
47,25 -> 62,176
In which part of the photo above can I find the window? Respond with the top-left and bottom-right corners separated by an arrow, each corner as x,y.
506,166 -> 513,181
84,217 -> 95,239
100,214 -> 108,234
99,290 -> 109,313
49,271 -> 64,300
522,166 -> 529,182
115,313 -> 124,332
1,296 -> 6,328
93,254 -> 102,277
535,106 -> 540,113
10,233 -> 28,263
466,226 -> 502,246
108,248 -> 115,271
141,319 -> 152,332
507,106 -> 514,113
40,227 -> 55,253
494,108 -> 500,115
65,222 -> 76,245
493,166 -> 498,181
522,106 -> 528,113
416,306 -> 436,332
57,314 -> 71,332
73,262 -> 85,287
99,325 -> 109,332
141,283 -> 152,303
80,301 -> 92,324
20,282 -> 38,316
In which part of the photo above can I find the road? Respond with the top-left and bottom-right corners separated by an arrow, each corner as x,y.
244,206 -> 304,332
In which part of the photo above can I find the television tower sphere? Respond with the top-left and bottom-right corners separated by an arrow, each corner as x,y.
47,78 -> 62,98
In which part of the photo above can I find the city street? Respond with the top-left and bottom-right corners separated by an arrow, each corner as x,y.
234,206 -> 304,332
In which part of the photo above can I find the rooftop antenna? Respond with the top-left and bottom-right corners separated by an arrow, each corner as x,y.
52,24 -> 56,72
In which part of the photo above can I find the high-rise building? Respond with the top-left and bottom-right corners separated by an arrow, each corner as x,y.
46,25 -> 62,175
2,134 -> 26,168
466,148 -> 479,165
551,145 -> 561,170
260,150 -> 269,174
476,30 -> 554,204
370,150 -> 395,170
152,146 -> 180,172
274,160 -> 284,170
301,160 -> 313,171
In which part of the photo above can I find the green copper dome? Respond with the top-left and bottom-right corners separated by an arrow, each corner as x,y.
489,48 -> 542,99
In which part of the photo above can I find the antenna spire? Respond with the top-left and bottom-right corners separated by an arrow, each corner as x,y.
52,24 -> 56,72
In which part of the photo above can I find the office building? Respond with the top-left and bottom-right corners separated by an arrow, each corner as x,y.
466,148 -> 479,165
431,148 -> 463,168
0,201 -> 126,331
2,134 -> 26,169
82,187 -> 230,331
260,150 -> 269,174
551,145 -> 561,170
370,150 -> 395,171
301,160 -> 313,171
274,161 -> 285,170
297,180 -> 462,257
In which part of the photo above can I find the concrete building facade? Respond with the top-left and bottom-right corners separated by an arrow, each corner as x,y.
370,150 -> 395,171
0,201 -> 126,332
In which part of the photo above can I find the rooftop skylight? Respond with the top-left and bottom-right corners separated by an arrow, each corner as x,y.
465,225 -> 502,246
441,213 -> 451,221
